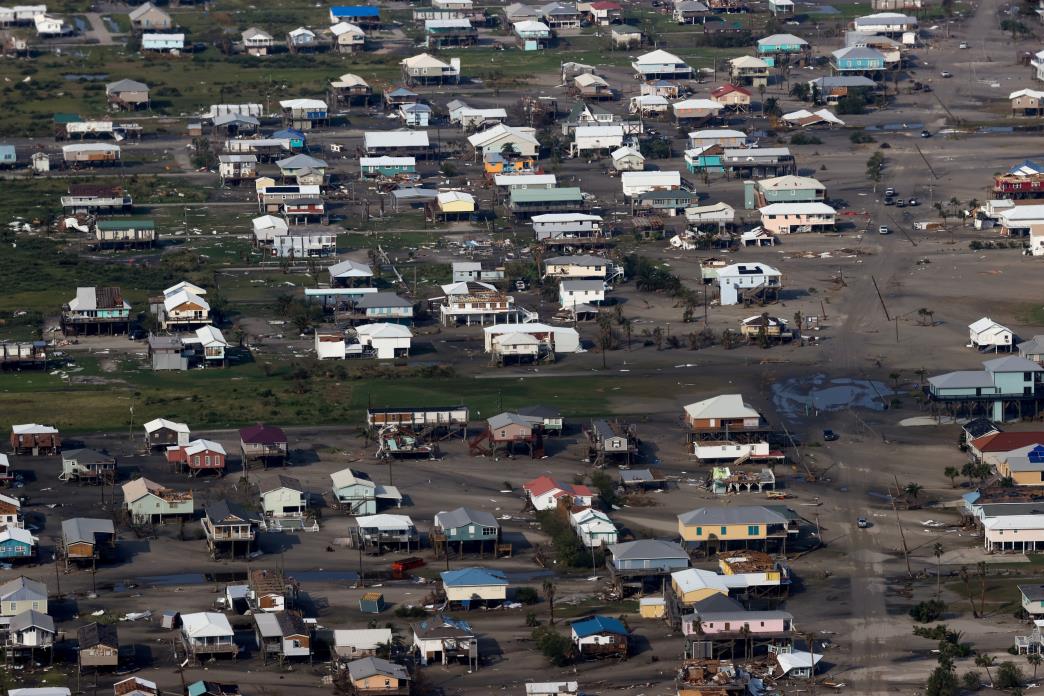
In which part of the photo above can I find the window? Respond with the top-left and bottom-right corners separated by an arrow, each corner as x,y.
205,456 -> 211,467
720,526 -> 727,535
748,525 -> 760,536
193,455 -> 201,466
695,527 -> 702,536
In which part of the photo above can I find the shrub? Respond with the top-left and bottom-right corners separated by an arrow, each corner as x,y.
532,626 -> 574,666
790,133 -> 822,146
925,665 -> 959,696
961,670 -> 981,691
850,131 -> 876,144
515,587 -> 539,605
394,606 -> 427,618
995,662 -> 1024,689
910,599 -> 946,623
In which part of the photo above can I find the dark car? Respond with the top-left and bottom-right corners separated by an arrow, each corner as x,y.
823,429 -> 840,441
883,197 -> 895,206
921,129 -> 931,138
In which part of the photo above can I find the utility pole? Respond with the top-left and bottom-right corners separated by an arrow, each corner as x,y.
892,474 -> 913,577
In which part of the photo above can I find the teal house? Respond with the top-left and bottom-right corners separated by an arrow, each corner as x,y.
929,356 -> 1043,421
0,527 -> 35,561
756,33 -> 809,65
831,46 -> 886,74
330,467 -> 378,515
360,155 -> 417,178
685,144 -> 724,173
433,507 -> 500,551
274,128 -> 306,150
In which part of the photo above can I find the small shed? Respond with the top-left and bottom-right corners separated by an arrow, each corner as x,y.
359,592 -> 386,614
639,596 -> 666,619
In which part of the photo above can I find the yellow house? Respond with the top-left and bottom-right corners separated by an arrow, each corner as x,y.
677,505 -> 791,544
670,568 -> 729,606
639,596 -> 666,619
998,448 -> 1044,486
347,656 -> 411,694
437,191 -> 476,215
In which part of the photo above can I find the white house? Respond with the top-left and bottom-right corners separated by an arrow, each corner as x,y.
716,263 -> 782,306
984,514 -> 1044,552
969,317 -> 1014,352
333,628 -> 393,660
621,171 -> 681,198
356,323 -> 412,359
544,254 -> 610,279
572,126 -> 624,155
631,49 -> 693,79
851,11 -> 917,34
330,21 -> 366,52
482,323 -> 582,355
467,124 -> 540,157
315,332 -> 349,360
559,279 -> 605,309
522,475 -> 594,511
180,612 -> 235,652
259,475 -> 307,518
570,508 -> 618,547
611,146 -> 645,171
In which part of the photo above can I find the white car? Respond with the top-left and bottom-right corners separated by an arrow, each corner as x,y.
959,41 -> 969,49
879,226 -> 891,235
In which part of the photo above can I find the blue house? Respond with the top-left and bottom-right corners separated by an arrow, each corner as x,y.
0,527 -> 35,561
141,33 -> 185,51
929,356 -> 1043,421
330,5 -> 380,25
399,103 -> 432,127
831,46 -> 886,74
685,144 -> 724,173
606,538 -> 690,574
274,128 -> 306,150
360,156 -> 417,178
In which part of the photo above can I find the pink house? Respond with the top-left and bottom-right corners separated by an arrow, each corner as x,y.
984,515 -> 1044,552
682,610 -> 793,636
758,202 -> 836,234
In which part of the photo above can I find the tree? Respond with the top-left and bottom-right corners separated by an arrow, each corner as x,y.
975,654 -> 996,686
763,97 -> 782,119
531,626 -> 573,666
925,664 -> 959,696
995,661 -> 1024,690
866,151 -> 885,192
933,542 -> 945,597
1027,653 -> 1042,681
961,671 -> 982,691
904,482 -> 923,500
500,143 -> 520,160
944,467 -> 960,488
542,579 -> 556,624
596,312 -> 614,369
961,461 -> 976,486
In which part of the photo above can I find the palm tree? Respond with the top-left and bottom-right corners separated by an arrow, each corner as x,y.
961,462 -> 976,486
933,542 -> 944,597
904,482 -> 923,500
975,653 -> 996,686
944,467 -> 960,488
1027,653 -> 1042,680
543,579 -> 556,625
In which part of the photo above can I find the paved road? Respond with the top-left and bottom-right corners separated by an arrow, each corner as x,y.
81,12 -> 116,46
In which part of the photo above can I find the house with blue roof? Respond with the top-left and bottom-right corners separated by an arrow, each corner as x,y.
440,567 -> 508,607
570,615 -> 629,658
756,33 -> 809,67
273,128 -> 306,150
330,6 -> 380,26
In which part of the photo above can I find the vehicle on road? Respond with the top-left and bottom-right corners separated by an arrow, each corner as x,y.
908,198 -> 919,206
959,42 -> 968,49
896,199 -> 906,208
921,129 -> 931,138
940,71 -> 953,78
823,429 -> 839,441
879,226 -> 891,234
884,187 -> 896,197
884,197 -> 895,206
857,517 -> 871,529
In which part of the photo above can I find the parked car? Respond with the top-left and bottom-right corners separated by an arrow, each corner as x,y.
920,129 -> 931,138
908,198 -> 919,206
896,199 -> 907,208
879,225 -> 891,234
884,187 -> 896,197
823,429 -> 840,441
940,71 -> 953,78
857,517 -> 871,529
959,41 -> 969,49
884,197 -> 895,206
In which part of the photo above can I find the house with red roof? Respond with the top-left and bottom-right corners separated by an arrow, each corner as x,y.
969,431 -> 1044,467
710,84 -> 752,111
240,423 -> 289,469
580,0 -> 622,24
523,475 -> 594,511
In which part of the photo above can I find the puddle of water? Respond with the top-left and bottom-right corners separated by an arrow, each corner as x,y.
772,374 -> 893,420
136,573 -> 207,586
289,571 -> 359,583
